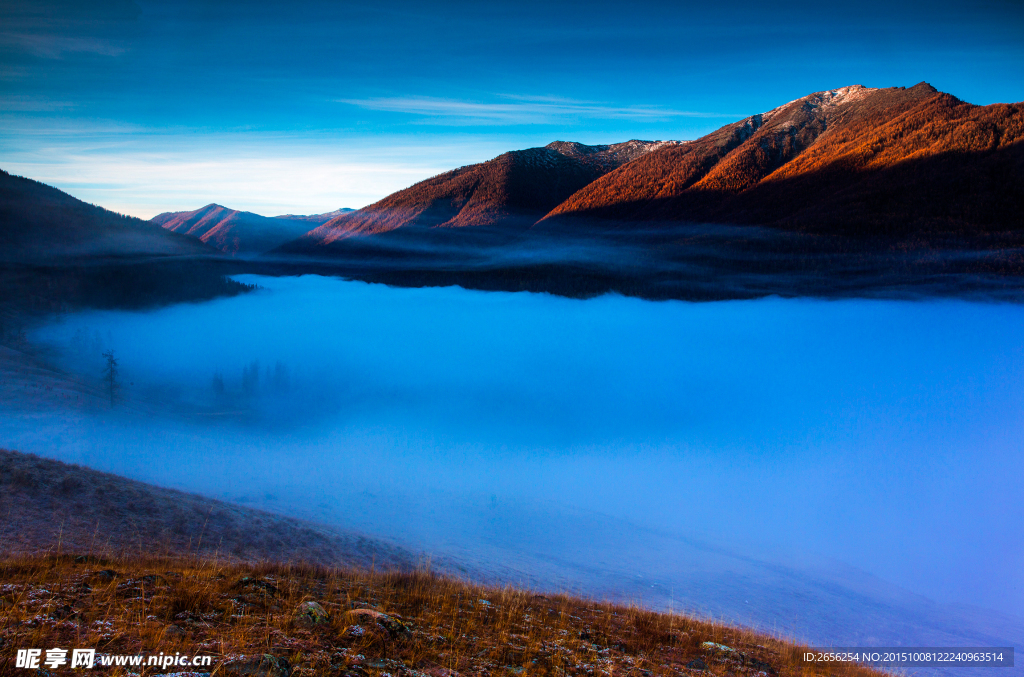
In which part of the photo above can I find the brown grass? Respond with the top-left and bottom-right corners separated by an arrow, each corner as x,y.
0,553 -> 887,677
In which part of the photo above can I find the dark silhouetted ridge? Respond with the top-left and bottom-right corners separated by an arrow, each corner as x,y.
0,169 -> 214,262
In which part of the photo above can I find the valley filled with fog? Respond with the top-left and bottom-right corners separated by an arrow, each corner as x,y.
2,275 -> 1022,659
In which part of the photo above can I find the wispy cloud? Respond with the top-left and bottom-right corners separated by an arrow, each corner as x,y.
0,32 -> 128,59
339,95 -> 735,124
0,95 -> 76,112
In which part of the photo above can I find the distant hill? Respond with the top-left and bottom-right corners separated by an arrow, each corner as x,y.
152,204 -> 343,256
0,170 -> 214,262
274,207 -> 355,224
540,83 -> 1024,239
0,448 -> 414,567
278,140 -> 676,250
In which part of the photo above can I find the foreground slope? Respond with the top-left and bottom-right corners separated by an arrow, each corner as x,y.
0,448 -> 412,569
0,170 -> 214,262
541,83 -> 1024,238
152,204 -> 345,256
279,140 -> 675,249
1,554 -> 888,677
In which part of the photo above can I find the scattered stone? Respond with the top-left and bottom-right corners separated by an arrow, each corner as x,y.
293,600 -> 330,627
423,669 -> 459,677
90,569 -> 118,583
164,624 -> 187,638
51,604 -> 75,620
344,608 -> 410,638
364,658 -> 401,669
685,658 -> 709,670
701,642 -> 735,653
743,655 -> 777,675
339,665 -> 369,677
220,654 -> 291,677
236,576 -> 279,595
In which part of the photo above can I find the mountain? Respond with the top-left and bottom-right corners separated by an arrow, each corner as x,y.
0,169 -> 213,262
152,204 -> 333,256
0,448 -> 413,567
273,207 -> 355,224
279,140 -> 676,249
540,83 -> 1024,238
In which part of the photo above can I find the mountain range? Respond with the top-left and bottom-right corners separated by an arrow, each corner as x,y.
3,82 -> 1023,300
276,82 -> 1023,259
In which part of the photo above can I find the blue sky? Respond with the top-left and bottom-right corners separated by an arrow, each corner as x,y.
1,0 -> 1022,217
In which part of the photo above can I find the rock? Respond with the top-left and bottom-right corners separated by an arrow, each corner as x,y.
701,641 -> 735,653
743,656 -> 777,675
164,624 -> 187,638
90,569 -> 118,583
343,608 -> 410,638
338,665 -> 368,677
293,600 -> 330,627
235,576 -> 279,595
685,658 -> 709,670
220,654 -> 291,677
141,574 -> 166,586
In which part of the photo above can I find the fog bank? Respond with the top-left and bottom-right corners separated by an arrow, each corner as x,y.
3,275 -> 1022,652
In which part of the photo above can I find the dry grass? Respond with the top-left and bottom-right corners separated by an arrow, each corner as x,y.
0,553 -> 886,677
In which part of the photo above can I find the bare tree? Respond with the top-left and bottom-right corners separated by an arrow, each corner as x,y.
242,359 -> 259,395
212,371 -> 225,396
102,350 -> 119,407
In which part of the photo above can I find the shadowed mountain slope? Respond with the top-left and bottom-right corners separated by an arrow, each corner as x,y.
540,83 -> 1024,238
152,204 -> 333,256
0,170 -> 214,263
0,448 -> 414,568
279,140 -> 675,250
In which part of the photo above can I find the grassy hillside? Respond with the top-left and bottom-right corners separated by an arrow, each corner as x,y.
0,553 -> 885,677
0,449 -> 413,570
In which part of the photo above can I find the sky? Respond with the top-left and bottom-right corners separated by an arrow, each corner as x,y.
1,0 -> 1022,218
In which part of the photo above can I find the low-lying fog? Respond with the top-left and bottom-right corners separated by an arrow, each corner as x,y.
4,275 -> 1022,651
